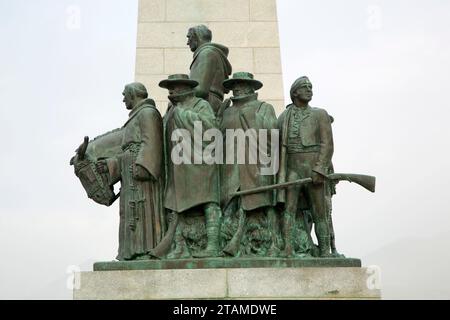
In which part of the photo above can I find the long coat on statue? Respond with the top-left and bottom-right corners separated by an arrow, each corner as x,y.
106,99 -> 165,261
163,95 -> 220,213
190,43 -> 232,114
220,95 -> 278,211
276,104 -> 334,204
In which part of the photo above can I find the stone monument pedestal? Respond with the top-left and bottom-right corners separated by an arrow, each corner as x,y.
73,258 -> 381,300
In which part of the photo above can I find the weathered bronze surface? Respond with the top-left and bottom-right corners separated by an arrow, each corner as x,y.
94,257 -> 361,271
220,72 -> 280,257
70,29 -> 376,268
72,83 -> 165,261
158,74 -> 223,259
187,25 -> 232,115
277,77 -> 336,258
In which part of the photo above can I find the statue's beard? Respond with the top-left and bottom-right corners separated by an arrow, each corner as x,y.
231,92 -> 258,102
168,90 -> 195,104
190,41 -> 199,52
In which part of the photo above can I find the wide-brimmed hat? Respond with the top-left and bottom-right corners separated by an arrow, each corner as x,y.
223,72 -> 263,90
159,74 -> 199,89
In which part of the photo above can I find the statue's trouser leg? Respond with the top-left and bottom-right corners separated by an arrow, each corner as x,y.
282,211 -> 295,257
329,219 -> 337,254
323,181 -> 337,254
309,183 -> 332,257
283,177 -> 300,257
194,202 -> 222,258
266,206 -> 281,256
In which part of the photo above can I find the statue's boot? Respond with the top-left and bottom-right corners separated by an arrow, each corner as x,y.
166,245 -> 191,260
223,208 -> 246,256
281,211 -> 295,258
318,236 -> 333,258
267,241 -> 281,257
194,204 -> 222,258
316,221 -> 333,258
331,249 -> 345,258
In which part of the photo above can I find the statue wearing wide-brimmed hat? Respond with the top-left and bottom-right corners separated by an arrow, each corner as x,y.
159,74 -> 200,91
220,72 -> 280,256
158,74 -> 223,258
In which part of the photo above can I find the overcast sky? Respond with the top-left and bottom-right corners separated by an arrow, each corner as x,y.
1,0 -> 450,299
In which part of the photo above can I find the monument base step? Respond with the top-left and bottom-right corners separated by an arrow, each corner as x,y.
74,260 -> 381,300
93,257 -> 362,271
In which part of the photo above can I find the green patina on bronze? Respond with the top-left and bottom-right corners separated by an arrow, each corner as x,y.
277,76 -> 337,258
93,257 -> 362,271
220,72 -> 280,257
70,28 -> 376,269
187,25 -> 232,115
72,83 -> 165,261
157,74 -> 223,259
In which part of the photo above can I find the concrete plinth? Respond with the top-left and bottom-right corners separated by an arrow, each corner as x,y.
74,261 -> 381,300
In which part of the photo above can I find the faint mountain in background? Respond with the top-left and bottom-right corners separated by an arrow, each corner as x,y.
362,232 -> 450,299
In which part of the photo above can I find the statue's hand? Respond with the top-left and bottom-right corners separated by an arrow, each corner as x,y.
96,160 -> 108,174
133,164 -> 152,181
167,212 -> 176,224
311,171 -> 325,185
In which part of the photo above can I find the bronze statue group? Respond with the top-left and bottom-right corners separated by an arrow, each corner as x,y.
71,25 -> 374,261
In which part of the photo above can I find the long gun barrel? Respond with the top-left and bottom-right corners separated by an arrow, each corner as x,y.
231,173 -> 376,198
